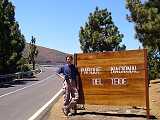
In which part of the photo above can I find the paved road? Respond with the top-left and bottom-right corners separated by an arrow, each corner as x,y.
0,66 -> 62,120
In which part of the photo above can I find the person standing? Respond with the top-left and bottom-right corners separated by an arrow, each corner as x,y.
57,55 -> 79,116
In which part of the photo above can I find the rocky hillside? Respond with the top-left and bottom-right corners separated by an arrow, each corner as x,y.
23,43 -> 68,65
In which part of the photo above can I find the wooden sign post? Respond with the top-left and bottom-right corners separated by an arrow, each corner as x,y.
74,49 -> 149,119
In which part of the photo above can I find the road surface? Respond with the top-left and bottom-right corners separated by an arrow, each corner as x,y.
0,66 -> 62,120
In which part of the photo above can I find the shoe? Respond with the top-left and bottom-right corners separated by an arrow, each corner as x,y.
67,112 -> 72,116
70,108 -> 76,115
62,108 -> 69,116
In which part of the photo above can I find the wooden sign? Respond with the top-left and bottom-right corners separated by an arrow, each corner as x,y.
74,49 -> 149,108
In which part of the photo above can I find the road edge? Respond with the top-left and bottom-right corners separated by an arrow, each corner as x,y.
28,88 -> 63,120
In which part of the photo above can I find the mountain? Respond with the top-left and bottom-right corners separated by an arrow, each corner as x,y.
23,43 -> 68,65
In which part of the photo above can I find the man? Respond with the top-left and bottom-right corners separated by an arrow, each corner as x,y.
57,55 -> 79,116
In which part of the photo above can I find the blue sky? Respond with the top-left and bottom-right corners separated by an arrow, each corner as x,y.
12,0 -> 141,54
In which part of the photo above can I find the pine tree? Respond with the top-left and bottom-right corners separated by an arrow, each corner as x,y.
126,0 -> 160,51
79,7 -> 126,53
0,0 -> 25,74
126,0 -> 160,79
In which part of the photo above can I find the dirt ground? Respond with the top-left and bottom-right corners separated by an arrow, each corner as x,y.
46,79 -> 160,120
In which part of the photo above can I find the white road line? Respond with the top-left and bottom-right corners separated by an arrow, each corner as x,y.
28,89 -> 63,120
28,74 -> 64,120
0,74 -> 55,98
56,73 -> 64,80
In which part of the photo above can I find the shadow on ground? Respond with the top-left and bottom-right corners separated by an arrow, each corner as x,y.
76,112 -> 157,119
0,79 -> 39,88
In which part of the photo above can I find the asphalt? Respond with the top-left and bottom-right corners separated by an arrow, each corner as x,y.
0,66 -> 62,120
46,79 -> 160,120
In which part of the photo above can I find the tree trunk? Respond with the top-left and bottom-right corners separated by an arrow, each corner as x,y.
33,61 -> 35,70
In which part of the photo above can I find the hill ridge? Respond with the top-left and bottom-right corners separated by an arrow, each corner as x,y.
23,43 -> 68,65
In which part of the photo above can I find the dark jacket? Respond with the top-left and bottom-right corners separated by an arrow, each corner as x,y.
57,64 -> 77,80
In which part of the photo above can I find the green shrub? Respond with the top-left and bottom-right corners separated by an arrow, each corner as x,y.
148,49 -> 160,80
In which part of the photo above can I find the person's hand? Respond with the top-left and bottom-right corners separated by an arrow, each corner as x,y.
76,85 -> 79,91
56,73 -> 64,80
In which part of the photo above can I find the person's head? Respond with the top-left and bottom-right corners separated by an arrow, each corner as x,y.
66,55 -> 73,65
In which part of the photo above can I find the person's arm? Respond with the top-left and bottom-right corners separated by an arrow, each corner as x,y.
56,67 -> 65,80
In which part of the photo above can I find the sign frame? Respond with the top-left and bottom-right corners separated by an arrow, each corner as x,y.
74,49 -> 149,119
